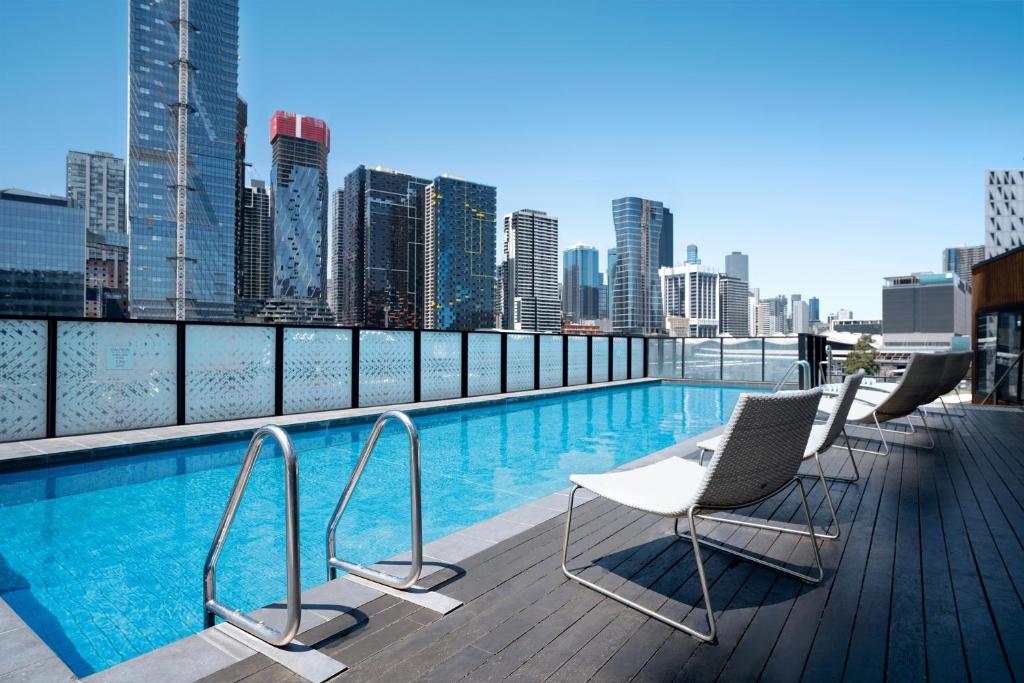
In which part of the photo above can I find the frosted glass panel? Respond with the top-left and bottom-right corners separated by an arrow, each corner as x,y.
591,337 -> 609,383
684,338 -> 720,380
421,331 -> 462,401
649,338 -> 682,379
56,321 -> 177,436
506,334 -> 535,392
539,336 -> 563,389
0,319 -> 48,441
631,337 -> 644,378
567,336 -> 588,386
723,338 -> 762,382
612,337 -> 628,380
186,325 -> 275,423
359,330 -> 414,407
282,328 -> 352,414
765,338 -> 799,383
467,333 -> 501,396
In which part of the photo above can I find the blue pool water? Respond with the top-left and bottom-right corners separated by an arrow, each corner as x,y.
0,382 -> 756,675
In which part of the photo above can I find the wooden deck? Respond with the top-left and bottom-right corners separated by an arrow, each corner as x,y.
203,406 -> 1024,682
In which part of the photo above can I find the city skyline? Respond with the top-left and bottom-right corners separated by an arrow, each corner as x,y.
1,1 -> 1022,318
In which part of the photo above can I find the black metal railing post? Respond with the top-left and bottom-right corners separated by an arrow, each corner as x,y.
627,336 -> 633,379
413,329 -> 422,402
351,331 -> 360,408
719,338 -> 724,381
177,323 -> 186,425
460,331 -> 469,398
500,333 -> 508,394
533,333 -> 541,390
587,336 -> 593,384
274,326 -> 284,416
761,337 -> 766,383
607,336 -> 613,381
46,319 -> 57,438
562,335 -> 569,387
643,337 -> 649,378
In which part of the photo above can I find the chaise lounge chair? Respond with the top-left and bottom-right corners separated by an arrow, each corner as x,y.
855,351 -> 972,429
561,388 -> 823,642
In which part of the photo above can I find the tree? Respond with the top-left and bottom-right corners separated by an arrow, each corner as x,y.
844,334 -> 879,376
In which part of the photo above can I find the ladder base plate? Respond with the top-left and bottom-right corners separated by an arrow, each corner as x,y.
343,574 -> 463,615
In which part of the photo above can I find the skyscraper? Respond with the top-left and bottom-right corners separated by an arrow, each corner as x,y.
424,175 -> 497,330
0,189 -> 85,316
985,170 -> 1024,257
67,150 -> 127,318
719,275 -> 749,336
724,251 -> 749,283
660,208 -> 674,268
611,197 -> 667,334
234,97 -> 248,312
808,296 -> 820,323
606,248 -> 617,321
236,180 -> 271,316
502,209 -> 559,332
563,244 -> 601,322
942,243 -> 985,288
269,111 -> 330,304
792,298 -> 810,334
686,243 -> 700,265
335,166 -> 430,328
660,264 -> 718,337
127,0 -> 239,321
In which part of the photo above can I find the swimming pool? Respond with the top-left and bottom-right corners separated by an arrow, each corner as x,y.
0,381 -> 756,675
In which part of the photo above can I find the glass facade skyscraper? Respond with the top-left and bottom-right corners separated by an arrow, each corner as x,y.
563,244 -> 601,322
502,209 -> 560,332
660,209 -> 674,268
335,166 -> 429,328
67,151 -> 128,318
0,189 -> 85,316
127,0 -> 239,320
424,175 -> 497,331
236,180 -> 271,316
269,111 -> 330,301
724,251 -> 749,283
612,197 -> 667,334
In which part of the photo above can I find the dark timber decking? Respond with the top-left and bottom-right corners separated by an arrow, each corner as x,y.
202,406 -> 1024,682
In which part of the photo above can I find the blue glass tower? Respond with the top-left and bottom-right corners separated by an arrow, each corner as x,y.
424,175 -> 497,330
127,0 -> 239,320
611,197 -> 667,334
563,244 -> 601,322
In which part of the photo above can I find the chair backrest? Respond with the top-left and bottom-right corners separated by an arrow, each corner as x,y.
809,370 -> 865,454
874,353 -> 948,420
934,351 -> 972,400
697,388 -> 823,510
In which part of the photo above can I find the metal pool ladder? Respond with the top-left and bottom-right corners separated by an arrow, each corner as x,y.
774,359 -> 812,391
326,411 -> 462,614
203,425 -> 301,646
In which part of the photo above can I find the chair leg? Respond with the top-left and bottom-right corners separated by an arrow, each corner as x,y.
561,487 -> 716,641
698,448 -> 707,466
917,409 -> 936,450
679,481 -> 824,584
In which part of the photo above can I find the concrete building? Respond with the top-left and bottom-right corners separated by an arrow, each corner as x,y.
792,298 -> 809,334
502,209 -> 559,332
882,272 -> 971,350
755,301 -> 777,335
985,170 -> 1024,257
67,150 -> 127,318
424,175 -> 497,330
748,287 -> 760,336
236,180 -> 271,317
942,243 -> 985,289
719,275 -> 749,336
724,251 -> 748,283
127,0 -> 239,320
0,189 -> 85,316
660,264 -> 718,337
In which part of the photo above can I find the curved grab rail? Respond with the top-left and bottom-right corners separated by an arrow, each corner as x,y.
203,425 -> 300,646
773,359 -> 812,392
327,410 -> 422,590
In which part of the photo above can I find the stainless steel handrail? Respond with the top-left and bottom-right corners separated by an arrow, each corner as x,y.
327,410 -> 422,590
820,345 -> 833,385
774,359 -> 812,392
984,348 -> 1024,405
203,425 -> 300,646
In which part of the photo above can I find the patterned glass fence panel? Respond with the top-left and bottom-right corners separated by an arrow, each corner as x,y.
421,331 -> 462,401
684,338 -> 721,380
764,337 -> 800,383
591,337 -> 609,382
722,338 -> 763,383
359,330 -> 414,407
467,333 -> 501,396
506,334 -> 535,392
631,337 -> 644,378
612,337 -> 628,380
539,335 -> 563,389
0,319 -> 48,441
186,325 -> 275,423
647,338 -> 679,378
56,321 -> 177,436
282,328 -> 352,414
567,336 -> 588,385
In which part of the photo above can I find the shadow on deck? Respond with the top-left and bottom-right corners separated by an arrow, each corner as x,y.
203,406 -> 1024,682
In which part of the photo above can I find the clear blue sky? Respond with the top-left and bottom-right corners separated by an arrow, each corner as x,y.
1,1 -> 1021,318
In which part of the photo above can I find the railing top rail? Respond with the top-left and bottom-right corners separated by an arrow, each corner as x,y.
203,424 -> 300,646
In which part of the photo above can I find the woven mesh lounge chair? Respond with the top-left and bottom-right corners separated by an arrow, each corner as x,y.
818,353 -> 948,455
693,370 -> 865,541
561,388 -> 823,642
857,351 -> 972,429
